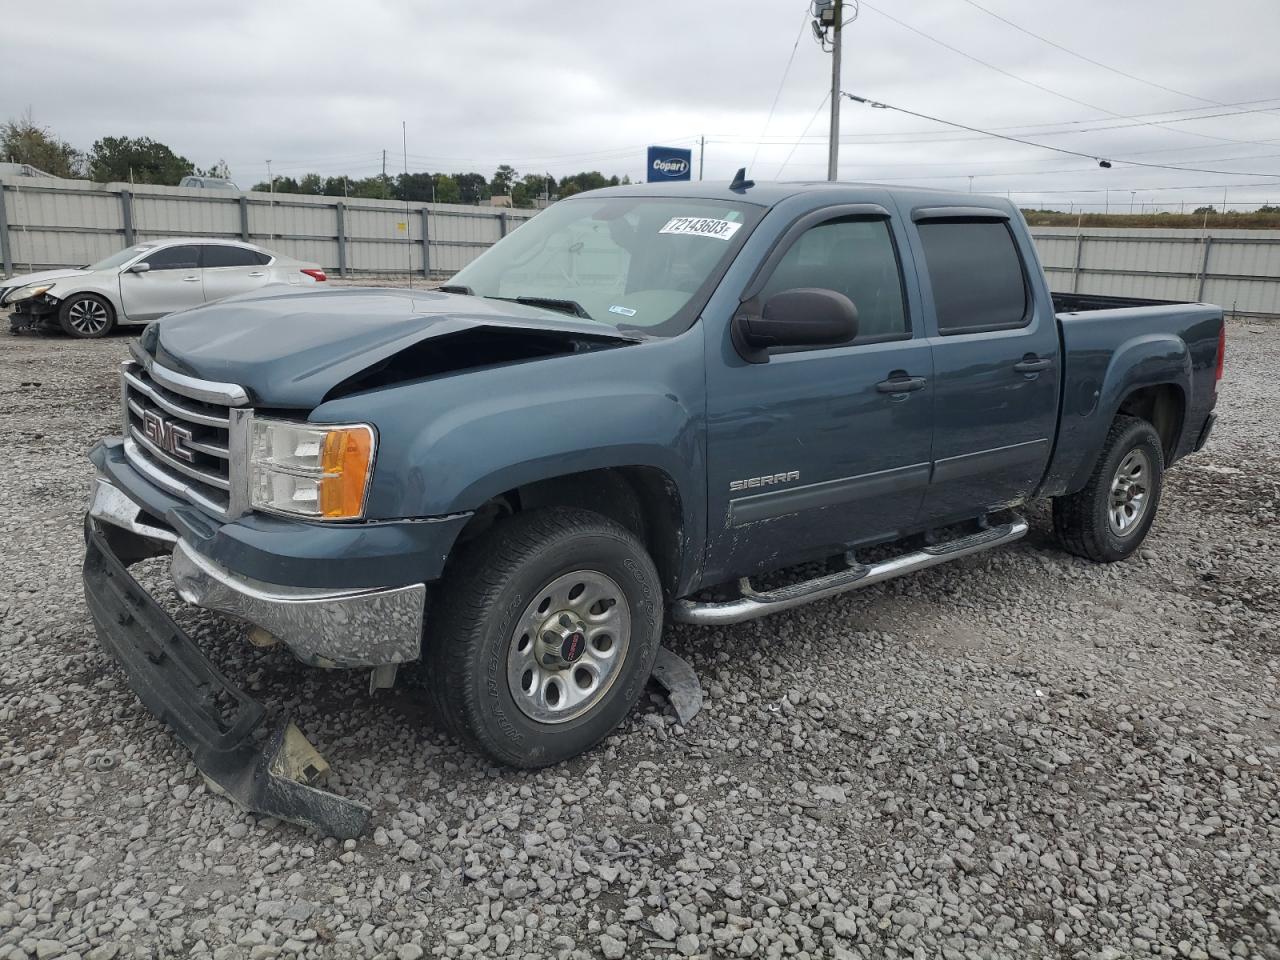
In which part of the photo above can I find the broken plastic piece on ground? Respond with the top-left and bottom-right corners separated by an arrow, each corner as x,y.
83,524 -> 371,839
650,646 -> 703,725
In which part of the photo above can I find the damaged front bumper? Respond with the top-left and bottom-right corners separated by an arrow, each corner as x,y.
81,478 -> 427,837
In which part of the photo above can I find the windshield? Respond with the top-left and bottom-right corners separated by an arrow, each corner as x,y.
86,245 -> 154,271
448,196 -> 763,337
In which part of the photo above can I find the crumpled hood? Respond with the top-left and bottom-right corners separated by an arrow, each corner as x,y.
2,267 -> 92,293
146,286 -> 637,409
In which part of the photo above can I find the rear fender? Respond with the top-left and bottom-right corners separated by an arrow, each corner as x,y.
1049,333 -> 1190,496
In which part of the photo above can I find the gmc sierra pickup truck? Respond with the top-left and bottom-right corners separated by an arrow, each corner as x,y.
83,177 -> 1223,836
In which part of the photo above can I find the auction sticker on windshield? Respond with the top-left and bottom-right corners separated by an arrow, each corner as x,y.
659,217 -> 743,241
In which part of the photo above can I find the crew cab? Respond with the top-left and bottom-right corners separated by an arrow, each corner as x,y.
82,179 -> 1223,835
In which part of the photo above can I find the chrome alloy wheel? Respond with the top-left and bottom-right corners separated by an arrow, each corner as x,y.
66,298 -> 110,335
506,569 -> 631,724
1108,448 -> 1152,535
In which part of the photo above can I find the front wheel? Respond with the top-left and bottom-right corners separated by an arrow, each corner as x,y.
1052,415 -> 1165,562
58,294 -> 116,338
423,508 -> 663,768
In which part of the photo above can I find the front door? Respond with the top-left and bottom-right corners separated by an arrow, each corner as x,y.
119,244 -> 204,321
909,214 -> 1060,524
704,211 -> 935,584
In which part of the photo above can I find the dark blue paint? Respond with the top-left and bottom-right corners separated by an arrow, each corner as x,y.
135,180 -> 1223,598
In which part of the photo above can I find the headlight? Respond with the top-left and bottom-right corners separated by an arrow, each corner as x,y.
4,282 -> 56,305
249,418 -> 376,520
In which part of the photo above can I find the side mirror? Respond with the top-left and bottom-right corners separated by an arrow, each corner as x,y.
127,261 -> 151,274
732,288 -> 858,363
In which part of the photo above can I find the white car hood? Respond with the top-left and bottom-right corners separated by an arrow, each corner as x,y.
2,268 -> 93,289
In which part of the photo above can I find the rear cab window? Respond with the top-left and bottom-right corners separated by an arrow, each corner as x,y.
916,220 -> 1028,335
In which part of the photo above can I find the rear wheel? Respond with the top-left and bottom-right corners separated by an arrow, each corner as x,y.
58,294 -> 115,338
1052,415 -> 1165,562
423,508 -> 663,768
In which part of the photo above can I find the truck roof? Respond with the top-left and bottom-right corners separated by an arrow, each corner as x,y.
582,178 -> 1002,211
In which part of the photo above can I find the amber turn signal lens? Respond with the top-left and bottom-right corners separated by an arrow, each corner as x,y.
318,426 -> 375,519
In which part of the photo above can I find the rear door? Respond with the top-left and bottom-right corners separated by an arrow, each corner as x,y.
907,209 -> 1060,525
118,244 -> 204,321
200,244 -> 272,303
704,206 -> 935,581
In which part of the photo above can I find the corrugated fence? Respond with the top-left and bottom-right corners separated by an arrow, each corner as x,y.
3,177 -> 1277,319
1032,226 -> 1280,319
0,175 -> 536,279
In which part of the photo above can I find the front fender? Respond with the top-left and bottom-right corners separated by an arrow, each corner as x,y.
312,330 -> 707,557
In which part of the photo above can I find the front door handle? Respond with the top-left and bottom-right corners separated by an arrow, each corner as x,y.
182,276 -> 200,282
247,271 -> 266,277
1014,356 -> 1051,373
876,374 -> 927,394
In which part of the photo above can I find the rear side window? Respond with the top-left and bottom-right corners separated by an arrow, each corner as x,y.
203,245 -> 268,268
917,220 -> 1027,334
759,217 -> 908,341
142,245 -> 200,271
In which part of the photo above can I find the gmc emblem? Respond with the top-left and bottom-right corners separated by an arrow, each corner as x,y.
141,410 -> 195,462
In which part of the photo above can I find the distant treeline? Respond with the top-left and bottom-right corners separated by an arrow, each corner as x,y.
1022,207 -> 1280,230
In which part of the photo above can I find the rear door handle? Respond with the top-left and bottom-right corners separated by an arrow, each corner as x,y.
876,375 -> 927,394
1014,356 -> 1051,373
182,276 -> 200,282
247,271 -> 266,277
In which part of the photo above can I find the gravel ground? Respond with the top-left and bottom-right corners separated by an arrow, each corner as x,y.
1,314 -> 1277,960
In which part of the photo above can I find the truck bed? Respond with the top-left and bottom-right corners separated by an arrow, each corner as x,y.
1051,291 -> 1184,314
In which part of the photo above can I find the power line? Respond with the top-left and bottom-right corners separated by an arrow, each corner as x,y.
842,93 -> 1280,178
750,11 -> 810,174
857,1 -> 1270,147
776,91 -> 832,179
703,100 -> 1280,150
956,0 -> 1221,107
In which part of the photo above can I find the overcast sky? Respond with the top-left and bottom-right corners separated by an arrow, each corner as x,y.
9,0 -> 1280,210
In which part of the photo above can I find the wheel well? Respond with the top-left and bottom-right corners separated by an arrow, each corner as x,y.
1117,383 -> 1184,460
455,467 -> 686,600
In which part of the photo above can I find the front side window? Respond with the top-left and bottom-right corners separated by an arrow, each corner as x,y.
759,217 -> 908,341
917,220 -> 1027,334
143,245 -> 200,271
448,196 -> 763,337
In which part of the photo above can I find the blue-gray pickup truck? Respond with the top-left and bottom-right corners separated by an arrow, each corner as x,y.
83,178 -> 1223,835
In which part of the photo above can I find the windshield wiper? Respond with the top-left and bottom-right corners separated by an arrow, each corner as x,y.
492,295 -> 592,320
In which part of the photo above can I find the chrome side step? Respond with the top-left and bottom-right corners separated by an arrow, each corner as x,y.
672,519 -> 1028,626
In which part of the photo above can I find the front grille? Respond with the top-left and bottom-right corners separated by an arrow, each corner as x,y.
122,360 -> 239,517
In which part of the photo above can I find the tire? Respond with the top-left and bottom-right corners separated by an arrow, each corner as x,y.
58,294 -> 115,338
1052,415 -> 1165,562
423,507 -> 663,768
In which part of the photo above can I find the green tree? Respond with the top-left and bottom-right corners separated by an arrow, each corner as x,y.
89,136 -> 193,185
455,173 -> 489,205
433,174 -> 461,204
1,111 -> 81,177
490,164 -> 517,197
1193,206 -> 1216,215
394,171 -> 437,202
512,172 -> 554,207
297,172 -> 324,194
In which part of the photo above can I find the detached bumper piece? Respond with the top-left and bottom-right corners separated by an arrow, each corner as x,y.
83,526 -> 371,838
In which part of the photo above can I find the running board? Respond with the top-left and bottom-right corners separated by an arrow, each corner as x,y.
672,519 -> 1028,626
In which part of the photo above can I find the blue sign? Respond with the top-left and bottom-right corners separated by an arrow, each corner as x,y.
647,146 -> 693,182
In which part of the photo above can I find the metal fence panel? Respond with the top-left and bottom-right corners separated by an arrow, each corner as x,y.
3,178 -> 1276,317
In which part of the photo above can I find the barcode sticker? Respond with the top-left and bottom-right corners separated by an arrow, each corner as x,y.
658,217 -> 742,241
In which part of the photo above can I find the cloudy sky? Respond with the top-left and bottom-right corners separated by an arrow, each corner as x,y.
9,0 -> 1280,210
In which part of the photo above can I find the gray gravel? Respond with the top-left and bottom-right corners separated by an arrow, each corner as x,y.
1,316 -> 1277,960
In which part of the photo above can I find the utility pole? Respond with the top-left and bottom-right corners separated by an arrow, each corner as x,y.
968,176 -> 974,193
266,160 -> 274,239
827,0 -> 843,181
382,149 -> 388,199
699,135 -> 705,181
